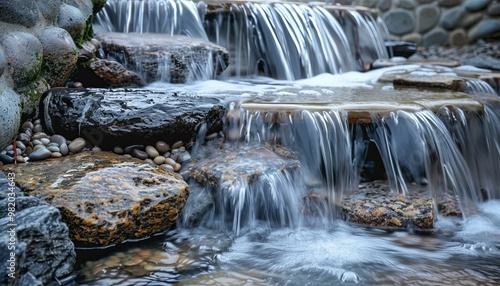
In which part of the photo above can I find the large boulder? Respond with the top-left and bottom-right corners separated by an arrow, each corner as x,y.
0,172 -> 76,286
1,151 -> 189,246
40,88 -> 225,149
0,88 -> 22,151
95,32 -> 230,83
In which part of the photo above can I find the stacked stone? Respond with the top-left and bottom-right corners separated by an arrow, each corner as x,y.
0,0 -> 99,152
340,0 -> 500,47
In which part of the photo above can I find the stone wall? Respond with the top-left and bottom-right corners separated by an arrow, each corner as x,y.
344,0 -> 500,47
0,0 -> 103,151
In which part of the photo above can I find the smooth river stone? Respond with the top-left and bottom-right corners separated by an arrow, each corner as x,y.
164,158 -> 176,167
41,138 -> 50,146
60,143 -> 69,156
131,149 -> 148,160
68,137 -> 86,153
29,147 -> 52,161
50,134 -> 67,145
145,146 -> 160,158
172,141 -> 183,150
153,156 -> 165,165
155,141 -> 170,153
21,121 -> 34,130
124,145 -> 144,154
33,124 -> 43,133
47,146 -> 60,152
0,154 -> 14,164
113,146 -> 124,154
32,139 -> 42,146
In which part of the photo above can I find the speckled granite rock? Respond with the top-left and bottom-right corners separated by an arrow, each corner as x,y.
1,151 -> 189,246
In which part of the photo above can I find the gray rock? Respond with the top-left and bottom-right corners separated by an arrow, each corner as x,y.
465,0 -> 492,12
60,143 -> 69,156
383,9 -> 415,36
38,27 -> 78,87
397,0 -> 416,9
449,29 -> 468,47
468,19 -> 500,41
440,7 -> 465,30
50,134 -> 67,146
0,0 -> 39,28
0,172 -> 76,286
0,32 -> 43,88
37,0 -> 62,22
68,137 -> 86,153
57,4 -> 86,40
416,4 -> 440,33
464,56 -> 500,71
488,2 -> 500,16
131,149 -> 148,160
437,0 -> 462,7
40,88 -> 225,149
0,89 -> 22,151
461,12 -> 483,28
423,28 -> 449,47
95,33 -> 230,83
0,46 -> 5,77
29,147 -> 52,161
0,154 -> 14,164
65,0 -> 93,19
15,78 -> 50,117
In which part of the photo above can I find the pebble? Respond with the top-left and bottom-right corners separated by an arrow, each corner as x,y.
60,143 -> 69,156
34,119 -> 41,125
21,121 -> 34,130
47,146 -> 60,152
92,146 -> 102,152
164,158 -> 176,167
124,145 -> 144,154
145,158 -> 154,164
172,141 -> 183,149
50,134 -> 67,145
17,133 -> 31,145
50,152 -> 63,158
153,156 -> 165,165
123,154 -> 132,158
72,82 -> 83,88
47,142 -> 59,148
14,156 -> 25,163
176,151 -> 191,163
155,141 -> 170,153
174,163 -> 182,172
160,164 -> 174,172
23,128 -> 33,138
0,154 -> 14,164
33,124 -> 43,133
131,149 -> 148,160
33,144 -> 46,151
16,141 -> 26,151
41,138 -> 50,146
113,146 -> 124,154
32,139 -> 42,146
29,147 -> 51,161
145,145 -> 159,158
68,137 -> 86,153
32,132 -> 49,140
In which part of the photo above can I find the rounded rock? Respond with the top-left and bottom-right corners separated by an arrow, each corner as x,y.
145,158 -> 154,164
174,163 -> 182,172
0,32 -> 43,87
68,137 -> 86,153
17,132 -> 31,145
0,0 -> 39,27
155,141 -> 170,153
59,143 -> 69,156
438,0 -> 462,7
47,146 -> 61,153
0,89 -> 22,151
172,141 -> 183,149
416,4 -> 440,33
145,145 -> 160,158
440,7 -> 465,30
33,144 -> 46,151
32,139 -> 43,146
41,138 -> 51,146
468,19 -> 500,41
50,152 -> 63,158
383,9 -> 415,36
33,125 -> 44,133
153,156 -> 166,165
164,158 -> 176,167
488,2 -> 500,16
131,149 -> 148,160
160,164 -> 174,172
465,0 -> 492,12
38,0 -> 62,21
124,145 -> 144,154
113,146 -> 124,154
38,26 -> 78,87
205,133 -> 218,140
16,141 -> 26,151
47,142 -> 60,148
57,4 -> 86,41
21,121 -> 34,130
72,82 -> 83,88
50,134 -> 67,145
29,147 -> 52,161
14,155 -> 25,163
450,29 -> 468,47
0,154 -> 14,164
92,146 -> 102,152
423,28 -> 449,47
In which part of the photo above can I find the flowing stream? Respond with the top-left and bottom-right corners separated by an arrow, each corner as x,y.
76,1 -> 500,284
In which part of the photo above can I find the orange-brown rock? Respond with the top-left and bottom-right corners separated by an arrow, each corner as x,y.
1,151 -> 189,246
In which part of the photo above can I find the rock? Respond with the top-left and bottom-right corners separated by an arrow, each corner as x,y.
385,40 -> 418,58
464,0 -> 492,12
153,156 -> 166,165
488,2 -> 500,16
21,121 -> 34,130
57,4 -> 86,41
80,59 -> 146,88
416,4 -> 440,33
38,27 -> 78,87
438,0 -> 462,7
95,32 -> 230,83
155,141 -> 170,153
1,152 -> 189,246
468,19 -> 500,41
0,89 -> 22,151
131,149 -> 148,160
0,154 -> 14,164
0,172 -> 76,285
145,146 -> 160,158
40,88 -> 225,149
440,7 -> 465,30
423,28 -> 449,47
29,147 -> 52,161
0,0 -> 39,28
60,143 -> 69,156
461,12 -> 483,29
464,56 -> 500,71
397,0 -> 415,9
50,134 -> 67,145
393,74 -> 465,91
16,78 -> 50,117
449,29 -> 468,47
341,182 -> 434,230
68,137 -> 86,153
124,145 -> 144,154
172,141 -> 184,150
0,32 -> 43,88
383,9 -> 415,36
38,0 -> 62,22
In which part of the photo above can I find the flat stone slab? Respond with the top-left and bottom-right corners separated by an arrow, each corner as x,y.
341,182 -> 435,231
95,32 -> 229,83
1,151 -> 189,246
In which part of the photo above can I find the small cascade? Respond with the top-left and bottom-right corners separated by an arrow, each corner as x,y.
465,78 -> 498,96
94,0 -> 208,39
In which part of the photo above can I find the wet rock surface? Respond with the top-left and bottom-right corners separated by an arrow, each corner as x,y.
341,182 -> 435,230
40,88 -> 225,149
95,32 -> 230,83
1,152 -> 190,246
0,172 -> 76,285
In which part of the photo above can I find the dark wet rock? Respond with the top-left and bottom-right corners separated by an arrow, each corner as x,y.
0,0 -> 39,28
0,154 -> 14,164
95,32 -> 230,83
28,147 -> 51,161
0,172 -> 76,286
464,0 -> 492,12
0,89 -> 22,151
468,19 -> 500,42
40,88 -> 225,149
0,32 -> 43,88
385,40 -> 418,58
423,28 -> 449,47
38,27 -> 78,87
1,151 -> 189,246
79,59 -> 146,88
341,182 -> 435,230
441,7 -> 465,31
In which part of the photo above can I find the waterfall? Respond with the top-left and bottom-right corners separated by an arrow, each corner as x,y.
94,0 -> 390,80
